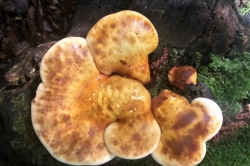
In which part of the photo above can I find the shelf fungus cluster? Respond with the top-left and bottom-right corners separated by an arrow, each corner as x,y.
31,10 -> 223,166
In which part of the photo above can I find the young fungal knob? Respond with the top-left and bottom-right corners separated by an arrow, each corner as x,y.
168,66 -> 197,90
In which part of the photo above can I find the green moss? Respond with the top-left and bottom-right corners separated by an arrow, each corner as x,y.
199,125 -> 250,166
148,69 -> 169,98
11,94 -> 29,142
148,48 -> 186,98
194,52 -> 202,69
7,92 -> 61,165
0,91 -> 11,106
10,93 -> 32,150
239,1 -> 250,15
196,52 -> 250,164
198,52 -> 250,116
170,48 -> 186,66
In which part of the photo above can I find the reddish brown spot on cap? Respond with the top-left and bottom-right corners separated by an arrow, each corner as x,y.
133,133 -> 141,142
110,23 -> 116,29
172,110 -> 197,130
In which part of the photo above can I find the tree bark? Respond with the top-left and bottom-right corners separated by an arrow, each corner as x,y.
0,0 -> 249,165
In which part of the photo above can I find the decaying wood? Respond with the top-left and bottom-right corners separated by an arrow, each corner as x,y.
0,0 -> 250,165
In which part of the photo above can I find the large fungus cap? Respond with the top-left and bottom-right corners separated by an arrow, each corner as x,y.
168,66 -> 197,90
32,37 -> 113,165
31,37 -> 160,165
151,90 -> 223,166
86,10 -> 158,85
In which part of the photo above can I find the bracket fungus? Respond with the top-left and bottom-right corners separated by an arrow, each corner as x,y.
31,11 -> 160,164
31,10 -> 223,166
168,66 -> 197,90
151,90 -> 223,166
31,37 -> 113,165
86,10 -> 158,85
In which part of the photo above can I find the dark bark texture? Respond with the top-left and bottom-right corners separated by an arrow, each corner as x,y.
0,0 -> 250,165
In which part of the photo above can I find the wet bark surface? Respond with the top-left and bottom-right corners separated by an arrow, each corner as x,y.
69,0 -> 250,56
0,0 -> 250,165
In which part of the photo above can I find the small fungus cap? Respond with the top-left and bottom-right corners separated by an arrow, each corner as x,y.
151,90 -> 223,166
86,10 -> 158,84
168,66 -> 197,90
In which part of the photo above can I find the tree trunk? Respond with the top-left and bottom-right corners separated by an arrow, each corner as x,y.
0,0 -> 249,165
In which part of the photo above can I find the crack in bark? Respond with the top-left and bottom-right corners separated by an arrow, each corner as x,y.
160,1 -> 192,43
186,0 -> 220,53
